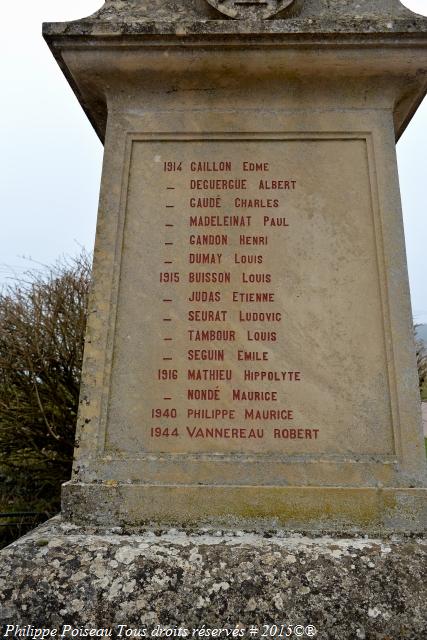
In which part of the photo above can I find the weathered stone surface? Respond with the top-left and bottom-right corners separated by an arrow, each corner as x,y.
44,0 -> 425,26
0,517 -> 426,637
62,484 -> 427,534
42,12 -> 427,38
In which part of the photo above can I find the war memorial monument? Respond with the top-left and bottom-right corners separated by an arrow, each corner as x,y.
0,0 -> 426,634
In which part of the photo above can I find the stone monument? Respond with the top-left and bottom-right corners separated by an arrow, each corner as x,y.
1,0 -> 427,632
43,0 -> 427,532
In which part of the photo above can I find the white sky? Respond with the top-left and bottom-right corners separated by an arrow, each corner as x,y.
0,0 -> 426,321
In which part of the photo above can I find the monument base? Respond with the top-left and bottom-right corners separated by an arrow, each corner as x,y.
0,517 -> 426,637
62,483 -> 427,534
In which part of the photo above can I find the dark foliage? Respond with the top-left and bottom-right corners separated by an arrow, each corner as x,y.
415,327 -> 427,401
0,253 -> 91,547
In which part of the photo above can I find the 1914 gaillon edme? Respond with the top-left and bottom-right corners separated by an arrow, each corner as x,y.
43,0 -> 427,531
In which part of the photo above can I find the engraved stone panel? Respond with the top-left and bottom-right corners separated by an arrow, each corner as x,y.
105,136 -> 394,458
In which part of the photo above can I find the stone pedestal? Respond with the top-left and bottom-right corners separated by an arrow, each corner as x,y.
1,518 -> 426,637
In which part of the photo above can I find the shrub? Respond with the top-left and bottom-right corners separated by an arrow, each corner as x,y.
0,253 -> 91,547
415,328 -> 427,401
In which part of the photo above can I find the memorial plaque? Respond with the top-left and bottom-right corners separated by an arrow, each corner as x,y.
44,0 -> 427,530
108,136 -> 392,457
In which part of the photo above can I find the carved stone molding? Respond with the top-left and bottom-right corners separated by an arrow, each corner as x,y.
204,0 -> 296,19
